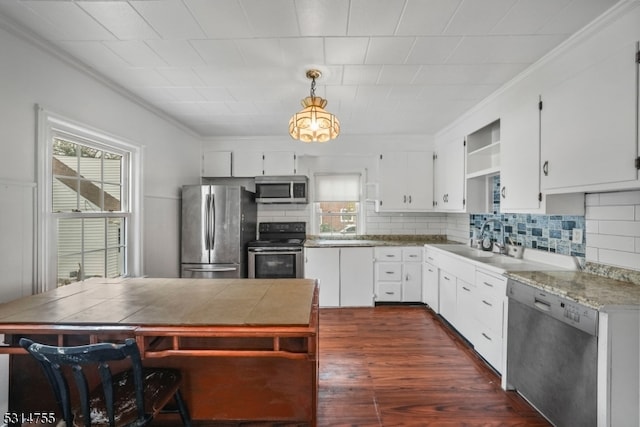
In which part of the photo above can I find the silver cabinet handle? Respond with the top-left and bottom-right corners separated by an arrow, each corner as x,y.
482,333 -> 492,341
482,300 -> 492,307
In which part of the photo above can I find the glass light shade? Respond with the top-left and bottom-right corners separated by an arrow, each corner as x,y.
289,96 -> 340,143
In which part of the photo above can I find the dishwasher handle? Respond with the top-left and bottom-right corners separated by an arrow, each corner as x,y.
534,298 -> 552,312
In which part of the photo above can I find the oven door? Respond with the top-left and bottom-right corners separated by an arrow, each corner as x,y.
248,248 -> 303,279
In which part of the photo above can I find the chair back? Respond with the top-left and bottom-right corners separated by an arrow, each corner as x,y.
19,338 -> 147,427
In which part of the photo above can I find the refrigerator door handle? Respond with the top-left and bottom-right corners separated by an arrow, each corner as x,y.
209,193 -> 216,250
185,267 -> 238,272
204,194 -> 211,250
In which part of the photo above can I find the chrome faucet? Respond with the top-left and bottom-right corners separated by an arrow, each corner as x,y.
479,219 -> 506,254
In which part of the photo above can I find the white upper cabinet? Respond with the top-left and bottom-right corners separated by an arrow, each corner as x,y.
231,151 -> 298,177
263,151 -> 297,175
434,138 -> 465,211
540,41 -> 639,193
499,97 -> 541,212
232,151 -> 264,177
378,151 -> 434,212
202,151 -> 232,177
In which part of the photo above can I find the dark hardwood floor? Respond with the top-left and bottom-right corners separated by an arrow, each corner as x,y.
154,305 -> 550,426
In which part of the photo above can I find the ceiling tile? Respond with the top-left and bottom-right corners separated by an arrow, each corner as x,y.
77,2 -> 159,40
406,36 -> 462,64
295,0 -> 349,36
190,40 -> 244,66
235,39 -> 284,66
365,37 -> 415,64
156,68 -> 206,86
539,0 -> 619,34
164,87 -> 206,102
58,41 -> 131,69
240,0 -> 300,37
280,38 -> 325,67
325,37 -> 369,64
396,0 -> 462,35
484,34 -> 568,63
131,0 -> 206,40
347,0 -> 406,36
444,0 -> 517,35
20,1 -> 115,40
342,65 -> 382,85
103,40 -> 167,67
377,65 -> 421,84
146,40 -> 205,67
184,0 -> 252,38
491,0 -> 572,35
195,87 -> 236,103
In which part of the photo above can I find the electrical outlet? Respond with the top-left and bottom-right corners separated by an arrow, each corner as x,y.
572,228 -> 583,243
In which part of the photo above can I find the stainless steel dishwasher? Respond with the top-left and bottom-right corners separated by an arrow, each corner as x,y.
506,278 -> 598,427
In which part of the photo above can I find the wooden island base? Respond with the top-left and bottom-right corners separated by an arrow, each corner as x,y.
0,278 -> 319,425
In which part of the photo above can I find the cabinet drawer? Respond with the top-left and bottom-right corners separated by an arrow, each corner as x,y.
438,253 -> 475,284
402,247 -> 422,262
476,269 -> 507,297
476,295 -> 504,335
423,247 -> 438,264
375,247 -> 402,261
376,262 -> 402,281
376,282 -> 402,301
474,327 -> 503,373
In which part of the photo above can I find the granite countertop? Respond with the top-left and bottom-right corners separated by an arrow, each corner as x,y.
426,244 -> 640,311
304,234 -> 455,248
505,270 -> 640,311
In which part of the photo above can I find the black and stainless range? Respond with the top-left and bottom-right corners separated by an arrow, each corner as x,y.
247,222 -> 306,279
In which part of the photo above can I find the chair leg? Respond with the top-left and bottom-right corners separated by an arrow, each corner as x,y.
174,389 -> 192,427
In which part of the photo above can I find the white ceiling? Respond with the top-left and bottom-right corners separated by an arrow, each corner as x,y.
0,0 -> 620,139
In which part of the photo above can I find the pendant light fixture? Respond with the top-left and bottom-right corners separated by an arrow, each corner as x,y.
288,69 -> 340,143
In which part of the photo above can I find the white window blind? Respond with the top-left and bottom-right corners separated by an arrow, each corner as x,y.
314,174 -> 361,202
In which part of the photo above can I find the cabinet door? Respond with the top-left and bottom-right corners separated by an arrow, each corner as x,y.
406,152 -> 434,211
378,152 -> 407,211
456,279 -> 477,344
202,151 -> 231,177
439,271 -> 457,325
541,41 -> 638,191
263,151 -> 296,175
499,96 -> 541,211
422,262 -> 439,311
232,151 -> 263,177
340,247 -> 374,307
435,139 -> 465,211
402,262 -> 422,302
304,248 -> 340,307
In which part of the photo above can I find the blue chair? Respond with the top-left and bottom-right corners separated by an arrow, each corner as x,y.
19,338 -> 192,427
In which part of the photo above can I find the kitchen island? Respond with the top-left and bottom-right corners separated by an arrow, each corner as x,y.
0,277 -> 319,425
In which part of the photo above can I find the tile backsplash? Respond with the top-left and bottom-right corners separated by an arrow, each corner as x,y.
469,175 -> 586,263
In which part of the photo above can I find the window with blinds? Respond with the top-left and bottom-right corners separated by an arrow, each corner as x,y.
314,174 -> 361,236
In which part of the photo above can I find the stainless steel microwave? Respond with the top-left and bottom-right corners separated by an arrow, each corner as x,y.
255,175 -> 308,204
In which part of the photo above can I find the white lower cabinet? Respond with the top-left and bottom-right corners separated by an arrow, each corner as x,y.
426,245 -> 508,374
473,269 -> 507,372
438,270 -> 457,325
304,247 -> 340,307
304,247 -> 374,307
340,247 -> 375,307
456,279 -> 477,341
374,247 -> 423,302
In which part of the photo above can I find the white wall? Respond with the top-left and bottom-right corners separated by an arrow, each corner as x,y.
0,20 -> 203,289
0,17 -> 202,411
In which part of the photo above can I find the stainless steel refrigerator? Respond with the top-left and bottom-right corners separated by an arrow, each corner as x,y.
181,185 -> 257,278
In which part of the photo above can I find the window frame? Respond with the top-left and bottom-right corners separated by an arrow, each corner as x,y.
312,173 -> 364,236
37,107 -> 143,293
